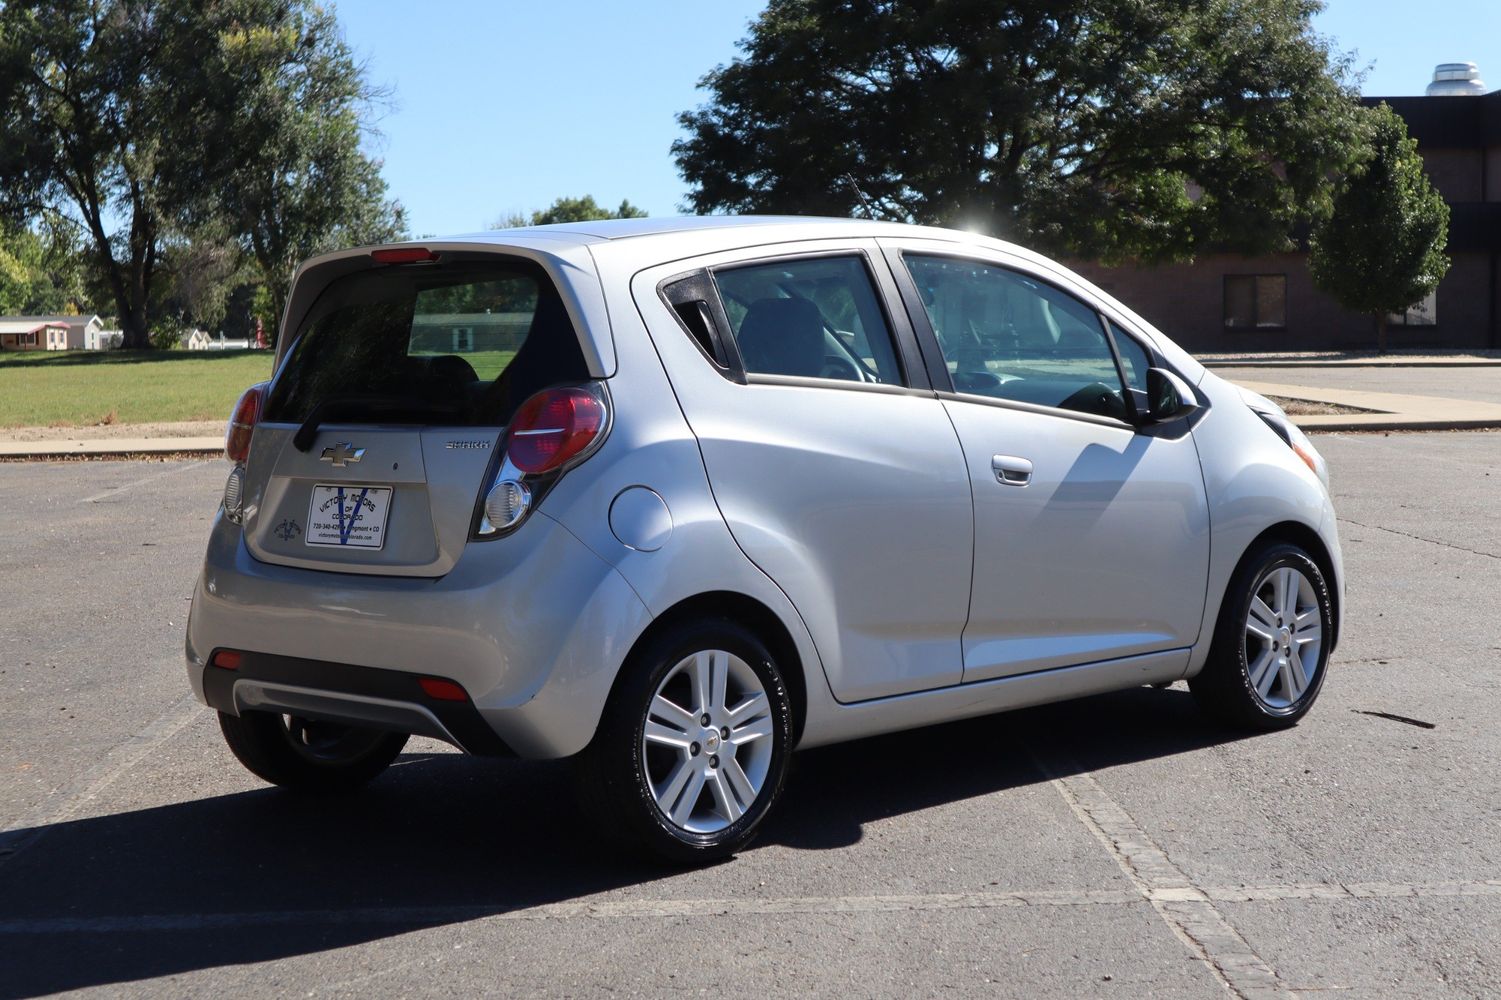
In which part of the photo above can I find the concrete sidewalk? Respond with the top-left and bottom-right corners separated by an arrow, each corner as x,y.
1200,351 -> 1501,368
1234,379 -> 1501,431
0,436 -> 223,458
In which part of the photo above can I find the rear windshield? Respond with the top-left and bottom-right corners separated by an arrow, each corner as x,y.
263,259 -> 589,427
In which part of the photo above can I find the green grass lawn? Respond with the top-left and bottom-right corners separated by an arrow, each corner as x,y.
0,350 -> 275,427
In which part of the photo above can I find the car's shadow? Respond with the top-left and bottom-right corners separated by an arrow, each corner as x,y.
0,686 -> 1244,998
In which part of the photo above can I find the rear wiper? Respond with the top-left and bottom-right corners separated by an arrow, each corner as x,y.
292,395 -> 464,452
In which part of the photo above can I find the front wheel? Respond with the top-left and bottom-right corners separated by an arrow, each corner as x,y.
1190,541 -> 1332,730
218,710 -> 409,791
576,619 -> 794,865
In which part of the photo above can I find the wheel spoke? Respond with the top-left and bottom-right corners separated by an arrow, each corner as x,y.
722,756 -> 757,810
731,716 -> 774,745
644,721 -> 691,750
1245,618 -> 1275,645
706,770 -> 742,823
1249,596 -> 1278,629
726,691 -> 767,725
1247,649 -> 1277,691
649,695 -> 696,733
1294,608 -> 1321,636
1286,647 -> 1309,701
670,767 -> 707,827
655,758 -> 695,813
1277,568 -> 1298,620
689,651 -> 715,716
710,651 -> 728,714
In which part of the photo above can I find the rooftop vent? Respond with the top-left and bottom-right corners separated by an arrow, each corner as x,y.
1426,62 -> 1486,96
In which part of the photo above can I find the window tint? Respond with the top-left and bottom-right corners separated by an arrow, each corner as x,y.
903,255 -> 1128,420
1109,322 -> 1151,389
712,255 -> 903,384
264,260 -> 588,427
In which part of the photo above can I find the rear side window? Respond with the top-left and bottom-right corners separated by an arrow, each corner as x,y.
264,260 -> 588,427
712,255 -> 904,385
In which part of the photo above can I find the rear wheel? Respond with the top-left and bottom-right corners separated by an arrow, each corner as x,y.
577,619 -> 793,864
1190,541 -> 1332,730
218,710 -> 408,791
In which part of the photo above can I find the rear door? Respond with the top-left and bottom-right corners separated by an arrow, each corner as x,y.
243,254 -> 593,576
883,242 -> 1211,681
633,243 -> 974,702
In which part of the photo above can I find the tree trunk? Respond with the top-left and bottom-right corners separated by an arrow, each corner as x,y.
1376,312 -> 1388,354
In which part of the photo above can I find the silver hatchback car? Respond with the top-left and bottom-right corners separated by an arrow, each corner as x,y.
186,217 -> 1342,862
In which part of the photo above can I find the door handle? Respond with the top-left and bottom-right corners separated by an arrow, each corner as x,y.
991,454 -> 1033,486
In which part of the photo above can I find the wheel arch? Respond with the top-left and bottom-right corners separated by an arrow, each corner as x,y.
1231,520 -> 1341,653
615,591 -> 809,743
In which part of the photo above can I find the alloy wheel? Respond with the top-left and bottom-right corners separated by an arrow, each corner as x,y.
641,649 -> 776,834
1243,565 -> 1323,710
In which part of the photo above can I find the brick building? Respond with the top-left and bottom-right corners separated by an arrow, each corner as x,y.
1070,69 -> 1501,352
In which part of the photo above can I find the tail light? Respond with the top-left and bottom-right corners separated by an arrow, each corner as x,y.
473,383 -> 611,539
507,386 -> 608,474
225,382 -> 269,464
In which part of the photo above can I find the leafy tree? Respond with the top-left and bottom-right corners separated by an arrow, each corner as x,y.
493,195 -> 648,229
183,7 -> 405,342
151,228 -> 252,337
674,0 -> 1363,263
1309,104 -> 1449,353
0,0 -> 396,347
0,219 -> 91,315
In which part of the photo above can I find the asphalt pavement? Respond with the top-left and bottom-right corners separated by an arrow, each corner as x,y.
0,435 -> 1498,999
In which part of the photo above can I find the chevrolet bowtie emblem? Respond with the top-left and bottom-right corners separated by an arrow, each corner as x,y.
319,442 -> 365,467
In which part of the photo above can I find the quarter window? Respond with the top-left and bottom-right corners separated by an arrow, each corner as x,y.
1109,322 -> 1152,389
712,255 -> 904,384
1224,275 -> 1287,330
902,255 -> 1129,421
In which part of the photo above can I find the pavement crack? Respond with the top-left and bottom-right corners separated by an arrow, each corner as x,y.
1337,517 -> 1500,560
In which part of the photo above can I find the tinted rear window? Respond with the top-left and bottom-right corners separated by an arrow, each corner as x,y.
264,260 -> 588,427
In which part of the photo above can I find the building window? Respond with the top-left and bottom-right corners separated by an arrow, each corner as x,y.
1389,290 -> 1437,326
1224,275 -> 1287,330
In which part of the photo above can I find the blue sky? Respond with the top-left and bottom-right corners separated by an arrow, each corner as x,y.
334,1 -> 1501,237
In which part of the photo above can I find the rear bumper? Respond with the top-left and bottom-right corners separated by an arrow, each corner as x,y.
199,649 -> 514,755
185,508 -> 652,758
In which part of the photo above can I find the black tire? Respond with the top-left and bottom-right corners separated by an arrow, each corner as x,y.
1190,541 -> 1333,730
218,710 -> 409,791
575,618 -> 794,865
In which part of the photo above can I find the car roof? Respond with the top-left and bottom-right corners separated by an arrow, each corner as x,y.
438,215 -> 912,243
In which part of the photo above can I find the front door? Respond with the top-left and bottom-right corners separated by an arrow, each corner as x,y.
889,246 -> 1211,681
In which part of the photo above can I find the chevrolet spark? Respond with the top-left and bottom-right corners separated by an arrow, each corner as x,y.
186,217 -> 1342,863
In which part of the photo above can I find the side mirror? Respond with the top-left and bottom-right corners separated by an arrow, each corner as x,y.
1141,367 -> 1199,424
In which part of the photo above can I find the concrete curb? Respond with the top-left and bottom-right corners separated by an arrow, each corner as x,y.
1233,379 -> 1501,433
1203,359 -> 1501,369
0,437 -> 224,458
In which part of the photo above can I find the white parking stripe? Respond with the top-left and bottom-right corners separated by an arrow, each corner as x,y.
0,694 -> 206,871
76,460 -> 214,503
0,879 -> 1496,936
1042,765 -> 1295,1000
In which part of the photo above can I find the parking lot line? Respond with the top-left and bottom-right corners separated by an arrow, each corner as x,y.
0,694 -> 205,871
1,878 -> 1495,937
75,460 -> 213,504
1041,763 -> 1293,999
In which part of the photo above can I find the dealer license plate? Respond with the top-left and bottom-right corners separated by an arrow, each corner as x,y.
306,485 -> 393,549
